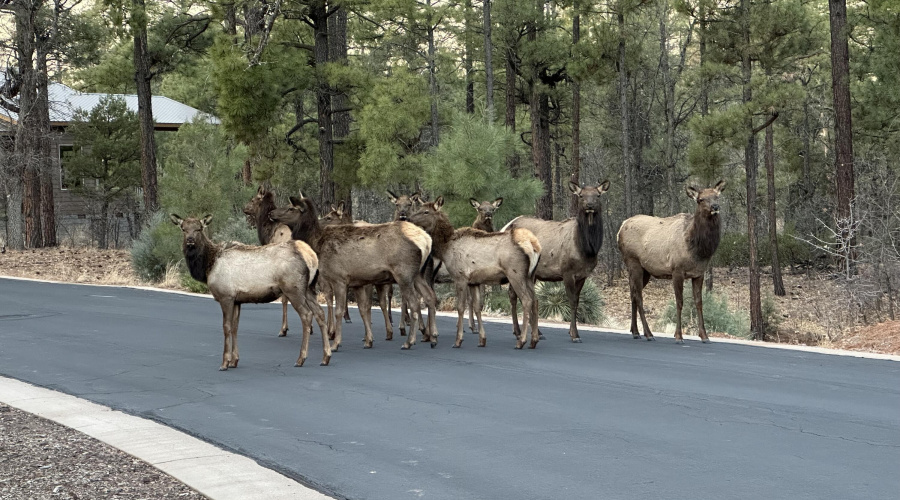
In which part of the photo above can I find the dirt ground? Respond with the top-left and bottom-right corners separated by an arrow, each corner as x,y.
1,247 -> 898,356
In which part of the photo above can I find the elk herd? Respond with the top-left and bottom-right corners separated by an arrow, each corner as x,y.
171,179 -> 727,371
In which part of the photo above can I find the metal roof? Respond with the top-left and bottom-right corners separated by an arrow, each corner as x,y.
0,81 -> 219,128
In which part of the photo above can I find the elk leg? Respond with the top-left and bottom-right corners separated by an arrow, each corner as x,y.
379,284 -> 394,341
230,304 -> 241,368
414,275 -> 439,348
509,276 -> 532,349
343,286 -> 353,323
331,284 -> 348,351
399,295 -> 408,337
673,275 -> 685,343
454,282 -> 468,348
629,266 -> 654,340
508,287 -> 521,339
399,280 -> 420,350
356,286 -> 375,349
289,290 -> 311,367
467,286 -> 477,333
325,286 -> 336,341
473,286 -> 488,347
564,275 -> 586,343
218,299 -> 235,371
303,288 -> 332,366
279,296 -> 289,337
692,276 -> 710,343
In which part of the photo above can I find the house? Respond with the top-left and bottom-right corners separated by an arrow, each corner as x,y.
0,80 -> 218,244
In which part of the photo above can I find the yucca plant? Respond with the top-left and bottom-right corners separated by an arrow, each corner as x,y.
535,279 -> 605,325
658,284 -> 750,338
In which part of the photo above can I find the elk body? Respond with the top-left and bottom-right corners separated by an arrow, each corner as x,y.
502,181 -> 610,343
170,214 -> 330,370
243,185 -> 294,337
321,202 -> 396,341
409,197 -> 542,349
617,181 -> 726,343
466,197 -> 504,333
387,190 -> 427,337
270,196 -> 439,350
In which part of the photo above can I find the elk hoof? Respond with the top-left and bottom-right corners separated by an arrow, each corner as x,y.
478,339 -> 486,348
364,342 -> 373,349
646,336 -> 655,341
229,360 -> 239,368
515,341 -> 524,349
399,329 -> 407,336
401,344 -> 411,350
539,332 -> 546,340
571,337 -> 582,343
632,333 -> 641,339
295,358 -> 306,367
453,342 -> 461,348
385,336 -> 393,341
675,339 -> 684,344
218,366 -> 228,371
529,340 -> 538,349
702,338 -> 711,344
321,356 -> 330,366
279,330 -> 288,338
430,341 -> 437,349
344,318 -> 352,324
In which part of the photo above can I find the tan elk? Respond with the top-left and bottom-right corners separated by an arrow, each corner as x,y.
617,180 -> 726,344
170,214 -> 330,370
321,202 -> 396,341
243,185 -> 294,337
409,197 -> 542,349
466,197 -> 504,333
502,180 -> 610,343
270,195 -> 439,350
387,189 -> 427,337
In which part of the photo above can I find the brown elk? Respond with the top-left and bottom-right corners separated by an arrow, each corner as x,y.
466,197 -> 504,333
270,195 -> 440,350
502,180 -> 610,343
617,180 -> 726,344
242,185 -> 294,337
387,189 -> 427,337
409,197 -> 542,349
321,202 -> 396,341
170,214 -> 330,370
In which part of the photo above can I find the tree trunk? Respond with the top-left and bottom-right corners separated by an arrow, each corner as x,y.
313,0 -> 334,211
618,9 -> 632,216
701,10 -> 712,292
329,5 -> 352,216
765,120 -> 785,296
828,0 -> 854,224
242,158 -> 252,185
427,1 -> 439,146
483,0 -> 495,122
464,0 -> 474,114
36,38 -> 55,247
660,1 -> 676,216
23,167 -> 42,248
133,0 -> 159,216
569,13 -> 581,217
505,49 -> 518,175
530,85 -> 552,220
741,0 -> 764,340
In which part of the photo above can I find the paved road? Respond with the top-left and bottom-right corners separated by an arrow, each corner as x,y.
1,277 -> 898,500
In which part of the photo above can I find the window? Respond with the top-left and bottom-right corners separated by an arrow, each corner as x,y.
59,145 -> 78,190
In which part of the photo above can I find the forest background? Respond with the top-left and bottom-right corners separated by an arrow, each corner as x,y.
1,0 -> 898,345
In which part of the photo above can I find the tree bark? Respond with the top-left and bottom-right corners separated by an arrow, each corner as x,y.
701,7 -> 712,292
133,0 -> 159,216
660,1 -> 676,216
23,165 -> 41,248
312,0 -> 334,211
741,0 -> 764,340
828,0 -> 854,224
530,85 -> 552,220
483,0 -> 494,122
765,120 -> 785,296
329,5 -> 352,216
618,8 -> 632,216
569,12 -> 581,217
505,49 -> 518,175
36,35 -> 55,247
464,0 -> 474,114
427,0 -> 440,146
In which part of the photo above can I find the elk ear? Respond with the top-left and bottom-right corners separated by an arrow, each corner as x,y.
289,196 -> 302,207
434,196 -> 444,211
568,181 -> 582,195
411,193 -> 423,204
201,215 -> 213,228
336,201 -> 345,216
598,180 -> 610,193
257,184 -> 266,195
297,190 -> 307,200
169,214 -> 184,227
714,179 -> 726,193
469,198 -> 479,209
686,186 -> 700,201
386,190 -> 398,203
493,197 -> 503,208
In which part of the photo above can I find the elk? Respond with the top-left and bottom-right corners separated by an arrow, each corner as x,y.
243,185 -> 294,337
502,180 -> 610,343
321,202 -> 396,341
617,180 -> 726,343
270,195 -> 439,350
466,197 -> 504,333
409,197 -> 542,349
170,214 -> 330,370
387,189 -> 426,336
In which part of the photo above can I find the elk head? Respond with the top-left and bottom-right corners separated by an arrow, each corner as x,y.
321,202 -> 350,226
408,196 -> 447,235
569,180 -> 610,225
387,189 -> 423,221
686,180 -> 726,218
470,198 -> 503,225
170,214 -> 213,249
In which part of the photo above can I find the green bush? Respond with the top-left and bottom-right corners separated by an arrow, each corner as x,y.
180,273 -> 209,294
535,279 -> 605,325
483,285 -> 511,315
658,285 -> 750,338
762,294 -> 782,337
131,212 -> 183,282
713,228 -> 817,268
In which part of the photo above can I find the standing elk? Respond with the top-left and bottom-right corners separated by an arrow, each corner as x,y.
270,195 -> 440,350
170,214 -> 330,370
387,189 -> 427,337
243,185 -> 294,337
617,180 -> 726,343
409,197 -> 542,349
502,180 -> 610,343
466,197 -> 504,333
321,202 -> 396,341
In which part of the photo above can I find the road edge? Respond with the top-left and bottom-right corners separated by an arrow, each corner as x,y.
0,376 -> 333,500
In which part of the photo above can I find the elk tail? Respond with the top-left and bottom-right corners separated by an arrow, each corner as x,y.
500,215 -> 523,233
512,229 -> 541,278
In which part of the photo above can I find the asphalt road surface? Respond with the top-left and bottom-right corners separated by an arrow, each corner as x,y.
1,277 -> 898,500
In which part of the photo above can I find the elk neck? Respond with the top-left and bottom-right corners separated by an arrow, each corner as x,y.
287,198 -> 325,251
424,212 -> 455,260
255,194 -> 278,244
575,208 -> 604,259
687,210 -> 721,261
183,232 -> 219,283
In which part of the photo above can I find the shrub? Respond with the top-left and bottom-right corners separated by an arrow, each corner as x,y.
482,285 -> 512,315
762,294 -> 782,337
658,285 -> 750,338
180,273 -> 209,294
535,279 -> 605,325
131,212 -> 183,282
